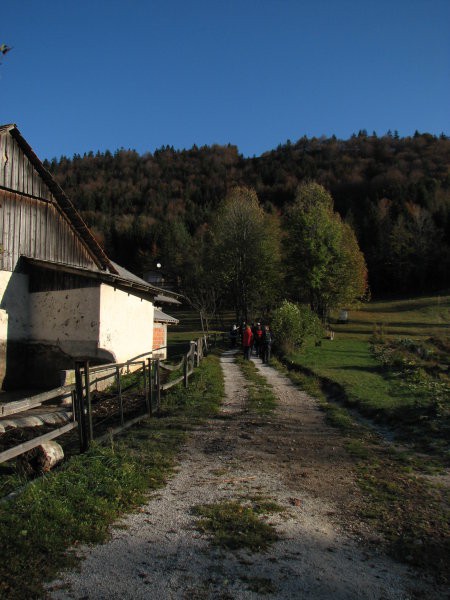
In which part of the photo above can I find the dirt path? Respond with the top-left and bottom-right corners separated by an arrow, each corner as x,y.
48,351 -> 444,599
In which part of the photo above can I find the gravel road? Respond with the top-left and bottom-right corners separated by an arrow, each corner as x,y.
47,350 -> 446,599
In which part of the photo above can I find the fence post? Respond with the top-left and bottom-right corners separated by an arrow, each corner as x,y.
156,359 -> 161,412
183,355 -> 188,388
188,341 -> 197,371
195,339 -> 201,368
74,361 -> 88,452
84,360 -> 93,443
116,366 -> 124,426
143,360 -> 150,415
71,389 -> 77,423
147,358 -> 153,415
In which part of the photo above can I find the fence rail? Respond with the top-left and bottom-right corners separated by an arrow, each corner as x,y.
0,335 -> 215,466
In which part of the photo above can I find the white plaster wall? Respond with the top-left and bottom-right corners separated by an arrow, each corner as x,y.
28,285 -> 101,356
0,270 -> 30,342
98,284 -> 154,363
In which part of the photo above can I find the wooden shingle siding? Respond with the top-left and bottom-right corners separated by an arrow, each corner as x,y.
0,190 -> 97,272
1,131 -> 52,201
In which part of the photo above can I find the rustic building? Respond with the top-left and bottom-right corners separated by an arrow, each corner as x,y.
0,124 -> 179,390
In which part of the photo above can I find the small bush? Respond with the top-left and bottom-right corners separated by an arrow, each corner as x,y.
271,300 -> 323,354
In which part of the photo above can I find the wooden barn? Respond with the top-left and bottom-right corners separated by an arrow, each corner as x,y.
0,124 -> 179,390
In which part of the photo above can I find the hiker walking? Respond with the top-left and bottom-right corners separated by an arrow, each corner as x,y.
261,324 -> 273,364
253,322 -> 264,357
242,323 -> 254,360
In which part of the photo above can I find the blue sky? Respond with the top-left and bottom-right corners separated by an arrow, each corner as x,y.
1,0 -> 449,160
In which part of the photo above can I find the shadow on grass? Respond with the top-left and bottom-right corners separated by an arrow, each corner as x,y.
335,365 -> 386,374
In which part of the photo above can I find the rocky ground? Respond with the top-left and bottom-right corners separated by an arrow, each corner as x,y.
47,350 -> 447,599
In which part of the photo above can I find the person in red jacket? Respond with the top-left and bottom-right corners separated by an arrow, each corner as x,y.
242,324 -> 254,360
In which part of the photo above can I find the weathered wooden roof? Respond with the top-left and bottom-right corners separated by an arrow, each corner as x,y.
154,308 -> 179,324
0,124 -> 117,274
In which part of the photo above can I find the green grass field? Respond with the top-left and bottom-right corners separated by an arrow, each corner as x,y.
330,294 -> 450,340
288,294 -> 450,458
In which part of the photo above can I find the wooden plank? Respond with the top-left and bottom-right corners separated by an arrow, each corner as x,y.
0,422 -> 77,464
159,358 -> 184,372
12,195 -> 21,268
0,133 -> 5,186
13,137 -> 19,191
31,193 -> 37,257
17,194 -> 23,257
161,375 -> 184,391
9,136 -> 15,190
0,385 -> 75,416
4,134 -> 12,189
3,194 -> 12,270
39,199 -> 47,257
18,148 -> 25,194
24,148 -> 32,195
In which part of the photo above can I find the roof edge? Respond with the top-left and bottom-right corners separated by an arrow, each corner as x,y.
22,257 -> 164,297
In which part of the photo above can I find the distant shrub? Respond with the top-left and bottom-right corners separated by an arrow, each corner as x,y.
271,300 -> 323,354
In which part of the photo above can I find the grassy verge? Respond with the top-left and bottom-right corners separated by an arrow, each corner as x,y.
271,355 -> 450,584
0,354 -> 224,599
235,355 -> 277,415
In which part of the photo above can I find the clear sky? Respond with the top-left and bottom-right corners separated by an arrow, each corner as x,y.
1,0 -> 449,160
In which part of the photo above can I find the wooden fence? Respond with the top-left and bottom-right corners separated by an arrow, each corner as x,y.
0,335 -> 214,465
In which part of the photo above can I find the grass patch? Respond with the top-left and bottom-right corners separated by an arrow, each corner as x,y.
192,499 -> 280,552
354,449 -> 450,582
240,576 -> 276,594
235,355 -> 277,415
0,354 -> 224,599
249,497 -> 284,515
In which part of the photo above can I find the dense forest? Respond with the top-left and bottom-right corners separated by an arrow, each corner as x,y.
44,131 -> 450,297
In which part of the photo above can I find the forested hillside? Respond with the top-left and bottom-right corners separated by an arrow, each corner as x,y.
45,131 -> 450,296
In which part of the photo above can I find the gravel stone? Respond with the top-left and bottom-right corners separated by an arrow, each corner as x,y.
47,350 -> 446,599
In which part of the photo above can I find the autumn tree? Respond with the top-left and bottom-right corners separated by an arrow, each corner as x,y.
284,182 -> 368,320
210,187 -> 282,321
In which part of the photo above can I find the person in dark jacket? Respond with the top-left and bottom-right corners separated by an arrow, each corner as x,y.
261,325 -> 273,363
242,324 -> 254,360
253,322 -> 263,357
